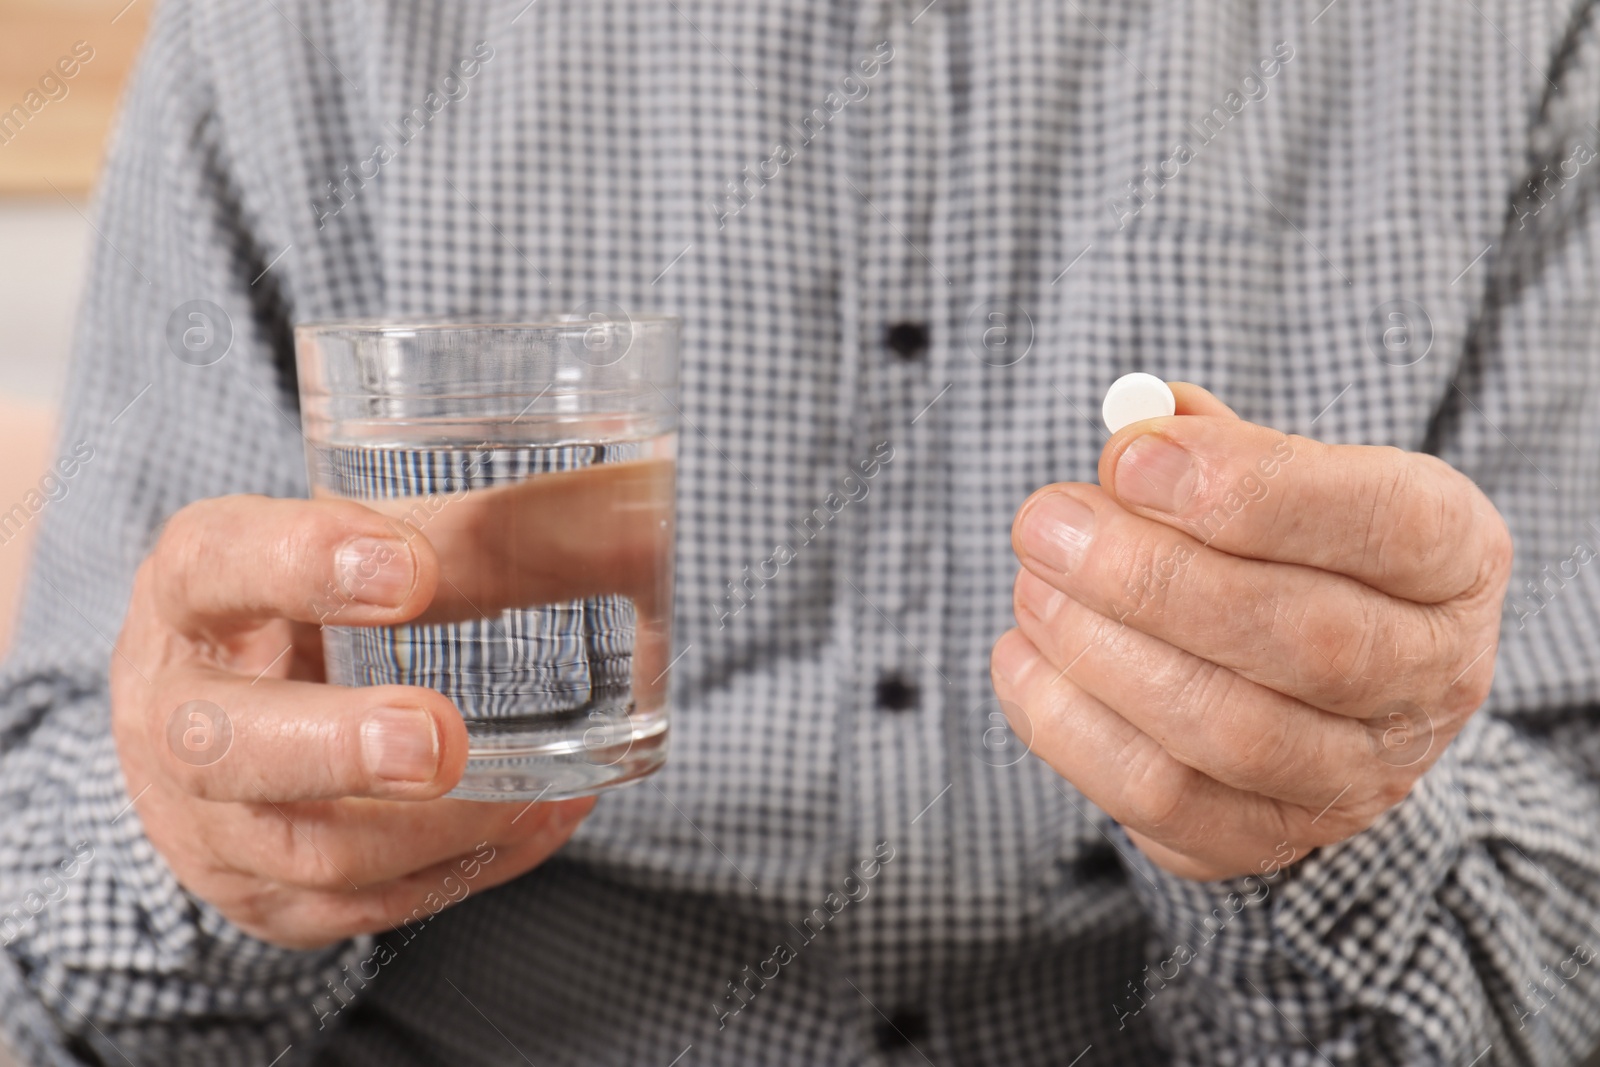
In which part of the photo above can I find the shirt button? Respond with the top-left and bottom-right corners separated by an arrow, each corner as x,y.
874,1009 -> 930,1052
885,321 -> 929,361
1076,846 -> 1122,881
874,672 -> 920,712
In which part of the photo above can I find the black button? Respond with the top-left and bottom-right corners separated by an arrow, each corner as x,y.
874,673 -> 920,712
885,321 -> 929,361
1075,846 -> 1122,881
874,1009 -> 930,1051
62,1034 -> 105,1066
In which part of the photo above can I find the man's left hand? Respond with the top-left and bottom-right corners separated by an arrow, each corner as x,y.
991,383 -> 1513,881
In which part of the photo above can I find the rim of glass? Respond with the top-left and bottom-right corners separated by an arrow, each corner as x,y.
294,314 -> 680,333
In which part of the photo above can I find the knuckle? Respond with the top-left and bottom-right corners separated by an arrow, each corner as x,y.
217,895 -> 290,946
151,496 -> 267,616
1471,509 -> 1516,601
1161,654 -> 1233,718
1120,746 -> 1192,831
1222,700 -> 1305,795
1239,477 -> 1293,547
155,498 -> 207,557
1187,458 -> 1287,549
281,833 -> 357,892
1451,642 -> 1498,711
1355,453 -> 1447,596
225,891 -> 349,951
158,495 -> 242,568
149,503 -> 209,608
322,720 -> 372,797
1405,455 -> 1505,601
1487,514 -> 1515,581
1158,659 -> 1274,788
1416,483 -> 1474,594
293,863 -> 357,895
1363,453 -> 1427,571
1369,772 -> 1414,813
1244,582 -> 1287,649
252,804 -> 304,865
1294,593 -> 1380,693
225,804 -> 329,888
1123,780 -> 1187,834
281,503 -> 359,579
1108,532 -> 1188,621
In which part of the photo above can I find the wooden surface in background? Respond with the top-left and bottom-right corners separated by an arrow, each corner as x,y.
0,0 -> 152,194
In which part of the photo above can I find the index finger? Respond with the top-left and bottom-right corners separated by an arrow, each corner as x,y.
1098,412 -> 1507,604
149,495 -> 440,634
1168,380 -> 1240,419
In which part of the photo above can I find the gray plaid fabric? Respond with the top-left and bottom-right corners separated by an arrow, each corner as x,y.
4,0 -> 1600,1064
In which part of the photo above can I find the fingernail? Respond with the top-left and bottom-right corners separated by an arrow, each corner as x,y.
1115,435 -> 1196,513
1019,494 -> 1095,572
361,707 -> 439,783
336,538 -> 415,606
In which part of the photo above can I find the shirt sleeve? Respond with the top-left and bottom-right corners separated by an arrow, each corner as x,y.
1116,714 -> 1600,1065
0,1 -> 371,1063
1121,8 -> 1600,1063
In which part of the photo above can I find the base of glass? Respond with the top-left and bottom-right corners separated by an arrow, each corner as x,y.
445,710 -> 669,802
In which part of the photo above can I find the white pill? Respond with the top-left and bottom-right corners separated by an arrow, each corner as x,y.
1101,372 -> 1176,434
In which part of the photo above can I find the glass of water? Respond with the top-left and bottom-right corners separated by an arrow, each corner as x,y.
293,314 -> 679,801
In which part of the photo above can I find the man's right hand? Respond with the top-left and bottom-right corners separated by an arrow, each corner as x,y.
109,494 -> 594,951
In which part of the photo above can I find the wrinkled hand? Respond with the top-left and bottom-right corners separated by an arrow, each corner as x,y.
110,478 -> 677,950
991,384 -> 1513,881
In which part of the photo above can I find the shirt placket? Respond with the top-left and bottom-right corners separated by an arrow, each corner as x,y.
839,0 -> 959,1055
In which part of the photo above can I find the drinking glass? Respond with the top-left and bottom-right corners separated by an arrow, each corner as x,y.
294,314 -> 678,801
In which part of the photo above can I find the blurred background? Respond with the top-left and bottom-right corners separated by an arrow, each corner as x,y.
0,0 -> 150,653
0,0 -> 145,1045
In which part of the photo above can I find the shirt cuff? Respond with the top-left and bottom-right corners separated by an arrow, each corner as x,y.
8,689 -> 372,1062
1109,746 -> 1467,1036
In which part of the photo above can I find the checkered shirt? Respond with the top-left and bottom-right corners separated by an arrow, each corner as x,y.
4,0 -> 1600,1064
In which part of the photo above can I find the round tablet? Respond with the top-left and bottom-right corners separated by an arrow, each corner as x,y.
1101,372 -> 1175,434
